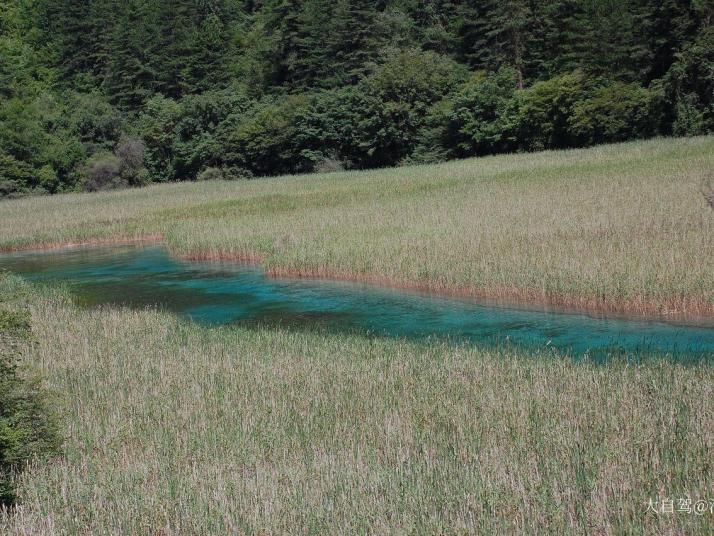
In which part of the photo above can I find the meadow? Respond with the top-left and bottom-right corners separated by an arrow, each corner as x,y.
1,274 -> 713,534
1,137 -> 714,534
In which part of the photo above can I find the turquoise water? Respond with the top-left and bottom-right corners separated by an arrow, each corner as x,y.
1,245 -> 713,360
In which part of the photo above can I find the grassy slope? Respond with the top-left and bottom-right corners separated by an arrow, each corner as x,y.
1,137 -> 713,317
1,274 -> 713,534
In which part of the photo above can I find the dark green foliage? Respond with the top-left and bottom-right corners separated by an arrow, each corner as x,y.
138,95 -> 182,183
672,93 -> 708,136
343,49 -> 467,167
0,94 -> 83,194
0,305 -> 60,506
323,0 -> 386,87
516,71 -> 592,151
292,89 -> 354,169
0,0 -> 713,195
81,152 -> 123,192
569,82 -> 664,145
218,94 -> 311,176
459,0 -> 532,88
171,89 -> 253,179
0,153 -> 35,197
140,88 -> 253,182
665,23 -> 714,134
419,68 -> 521,159
63,92 -> 123,154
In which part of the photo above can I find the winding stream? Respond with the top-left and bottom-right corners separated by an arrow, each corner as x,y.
1,245 -> 713,361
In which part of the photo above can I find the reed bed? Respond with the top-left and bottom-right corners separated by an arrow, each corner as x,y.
1,138 -> 714,533
1,274 -> 713,534
1,136 -> 713,318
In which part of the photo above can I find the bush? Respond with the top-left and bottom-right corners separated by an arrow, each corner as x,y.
345,50 -> 467,168
138,95 -> 181,183
114,136 -> 144,174
64,91 -> 123,154
196,166 -> 255,181
218,94 -> 310,176
516,71 -> 592,151
416,68 -> 520,160
569,82 -> 663,145
293,50 -> 467,171
196,167 -> 224,181
36,165 -> 58,193
663,25 -> 714,135
672,93 -> 707,136
450,69 -> 520,156
0,90 -> 121,195
0,307 -> 60,506
293,89 -> 356,170
313,156 -> 345,174
364,49 -> 467,108
335,88 -> 415,168
114,136 -> 147,186
80,135 -> 149,192
140,88 -> 252,182
81,152 -> 124,192
0,153 -> 33,197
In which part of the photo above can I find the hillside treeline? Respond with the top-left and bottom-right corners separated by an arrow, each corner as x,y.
1,0 -> 712,195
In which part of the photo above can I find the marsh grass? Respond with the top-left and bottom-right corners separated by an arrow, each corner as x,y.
1,138 -> 714,533
0,137 -> 712,317
0,274 -> 712,534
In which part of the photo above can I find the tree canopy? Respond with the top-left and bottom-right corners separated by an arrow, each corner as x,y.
1,0 -> 712,196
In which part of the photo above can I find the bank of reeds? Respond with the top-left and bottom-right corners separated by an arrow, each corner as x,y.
0,274 -> 712,534
1,137 -> 713,319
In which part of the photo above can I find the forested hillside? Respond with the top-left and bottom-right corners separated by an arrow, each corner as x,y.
1,0 -> 712,196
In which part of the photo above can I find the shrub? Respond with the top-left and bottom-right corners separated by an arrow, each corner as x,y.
114,136 -> 144,174
114,136 -> 147,186
293,50 -> 467,171
313,156 -> 345,174
345,50 -> 467,168
336,88 -> 415,168
663,25 -> 714,135
293,89 -> 356,170
0,92 -> 103,194
0,307 -> 60,507
81,152 -> 125,192
0,180 -> 19,198
450,69 -> 520,155
171,89 -> 253,181
196,167 -> 224,181
569,82 -> 663,145
139,95 -> 181,183
364,49 -> 467,108
140,88 -> 252,182
36,165 -> 59,193
0,153 -> 33,197
64,91 -> 123,154
417,68 -> 520,159
516,71 -> 592,151
672,93 -> 707,136
218,94 -> 310,176
196,166 -> 253,182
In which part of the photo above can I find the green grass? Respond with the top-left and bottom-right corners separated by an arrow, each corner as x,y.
1,138 -> 714,533
0,274 -> 713,534
1,136 -> 713,317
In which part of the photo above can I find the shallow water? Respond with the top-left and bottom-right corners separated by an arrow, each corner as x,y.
1,245 -> 713,361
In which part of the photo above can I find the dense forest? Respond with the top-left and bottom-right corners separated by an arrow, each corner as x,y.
1,0 -> 712,196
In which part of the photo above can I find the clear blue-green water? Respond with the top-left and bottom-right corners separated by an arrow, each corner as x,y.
1,245 -> 713,361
